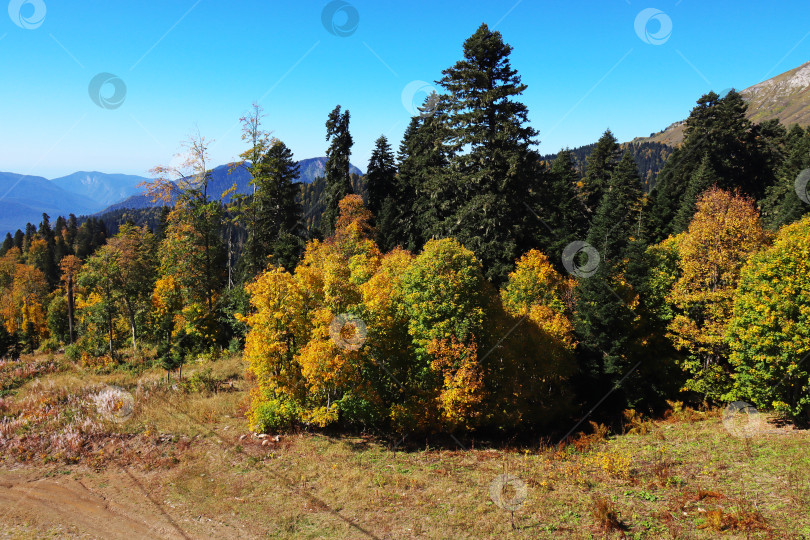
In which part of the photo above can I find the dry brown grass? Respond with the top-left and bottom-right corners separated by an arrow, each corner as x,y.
0,352 -> 808,538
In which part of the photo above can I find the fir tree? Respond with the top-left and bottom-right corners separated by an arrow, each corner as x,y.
672,154 -> 719,232
574,152 -> 644,408
587,152 -> 643,264
321,105 -> 354,236
537,149 -> 590,270
650,90 -> 777,242
437,23 -> 540,283
1,233 -> 12,256
581,129 -> 622,215
243,140 -> 303,275
366,135 -> 398,251
366,135 -> 397,218
396,96 -> 454,252
13,230 -> 24,251
761,125 -> 810,229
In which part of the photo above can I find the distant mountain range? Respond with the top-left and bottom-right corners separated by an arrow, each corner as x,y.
0,172 -> 100,234
635,60 -> 810,146
51,172 -> 148,208
96,158 -> 363,214
0,158 -> 363,234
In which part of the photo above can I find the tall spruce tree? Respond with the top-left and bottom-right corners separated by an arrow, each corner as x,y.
321,105 -> 354,236
761,125 -> 810,229
437,23 -> 540,283
366,135 -> 397,217
396,95 -> 454,252
537,149 -> 590,270
235,105 -> 304,276
650,90 -> 778,242
672,153 -> 719,232
574,151 -> 644,407
581,129 -> 622,215
245,140 -> 304,274
1,233 -> 12,256
366,135 -> 398,250
13,230 -> 24,251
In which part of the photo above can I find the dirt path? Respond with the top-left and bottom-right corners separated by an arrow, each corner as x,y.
0,468 -> 194,539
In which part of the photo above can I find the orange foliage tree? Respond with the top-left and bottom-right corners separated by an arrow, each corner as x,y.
241,195 -> 577,434
666,187 -> 769,400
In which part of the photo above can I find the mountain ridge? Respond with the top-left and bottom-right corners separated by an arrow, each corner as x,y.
634,60 -> 810,146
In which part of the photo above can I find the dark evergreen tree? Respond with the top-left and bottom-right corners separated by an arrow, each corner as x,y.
586,152 -> 643,264
581,129 -> 622,215
437,23 -> 540,282
650,90 -> 778,242
536,149 -> 590,270
366,135 -> 397,217
366,135 -> 398,250
321,105 -> 354,236
12,230 -> 24,251
574,152 -> 644,408
23,223 -> 36,253
761,125 -> 810,229
242,140 -> 304,276
672,154 -> 719,232
1,233 -> 12,256
396,96 -> 454,252
37,213 -> 58,286
66,214 -> 78,248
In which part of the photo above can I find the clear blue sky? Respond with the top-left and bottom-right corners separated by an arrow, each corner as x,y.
2,0 -> 809,179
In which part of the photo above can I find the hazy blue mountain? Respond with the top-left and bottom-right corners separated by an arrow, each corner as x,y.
96,157 -> 364,214
0,172 -> 98,234
51,171 -> 149,208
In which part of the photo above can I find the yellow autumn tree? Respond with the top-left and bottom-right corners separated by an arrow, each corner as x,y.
727,215 -> 810,418
494,249 -> 577,428
241,195 -> 382,431
667,187 -> 769,400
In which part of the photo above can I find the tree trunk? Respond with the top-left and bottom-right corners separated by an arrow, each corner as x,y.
127,306 -> 137,352
108,312 -> 114,358
66,275 -> 75,344
227,226 -> 233,290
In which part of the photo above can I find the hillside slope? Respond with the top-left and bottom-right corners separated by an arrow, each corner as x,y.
636,60 -> 810,146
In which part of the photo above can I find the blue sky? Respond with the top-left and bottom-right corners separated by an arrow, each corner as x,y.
2,0 -> 809,179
